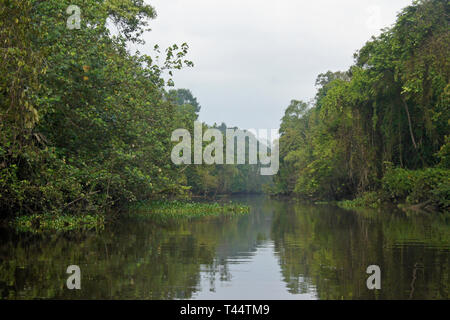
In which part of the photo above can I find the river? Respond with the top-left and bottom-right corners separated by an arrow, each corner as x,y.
0,195 -> 448,299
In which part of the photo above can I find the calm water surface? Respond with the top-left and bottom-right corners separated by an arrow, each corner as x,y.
0,196 -> 448,299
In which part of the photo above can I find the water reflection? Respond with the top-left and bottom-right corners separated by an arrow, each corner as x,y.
271,200 -> 449,299
0,196 -> 448,299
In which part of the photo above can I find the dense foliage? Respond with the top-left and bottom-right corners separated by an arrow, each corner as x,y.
273,0 -> 449,211
0,0 -> 264,221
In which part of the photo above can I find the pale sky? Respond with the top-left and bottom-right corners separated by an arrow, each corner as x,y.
135,0 -> 412,130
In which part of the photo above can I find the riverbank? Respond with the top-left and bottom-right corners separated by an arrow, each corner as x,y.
338,195 -> 447,214
8,200 -> 250,233
271,166 -> 449,213
337,167 -> 449,213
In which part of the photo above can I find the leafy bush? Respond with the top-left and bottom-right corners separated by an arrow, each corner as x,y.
382,166 -> 450,210
382,167 -> 416,200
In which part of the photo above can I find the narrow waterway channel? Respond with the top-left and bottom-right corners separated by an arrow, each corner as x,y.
1,195 -> 448,299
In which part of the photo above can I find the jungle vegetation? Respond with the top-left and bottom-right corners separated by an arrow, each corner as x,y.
1,0 -> 448,228
272,0 -> 449,211
0,0 -> 267,225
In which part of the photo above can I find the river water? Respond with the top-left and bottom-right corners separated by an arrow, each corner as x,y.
0,195 -> 448,299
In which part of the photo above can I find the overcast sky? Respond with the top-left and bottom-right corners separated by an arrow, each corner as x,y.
136,0 -> 412,131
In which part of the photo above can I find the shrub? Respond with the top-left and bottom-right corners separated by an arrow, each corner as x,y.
382,166 -> 450,210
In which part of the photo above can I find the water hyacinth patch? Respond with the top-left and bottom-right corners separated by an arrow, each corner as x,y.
127,200 -> 250,223
12,213 -> 105,233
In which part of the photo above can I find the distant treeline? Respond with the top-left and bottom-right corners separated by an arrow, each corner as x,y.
0,0 -> 266,218
272,0 -> 449,210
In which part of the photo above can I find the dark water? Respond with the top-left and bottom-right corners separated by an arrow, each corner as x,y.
0,196 -> 449,299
